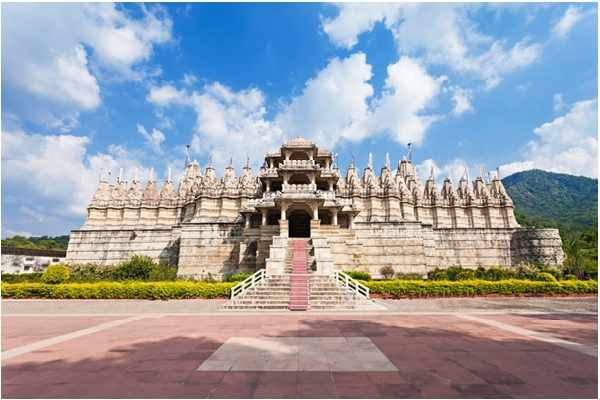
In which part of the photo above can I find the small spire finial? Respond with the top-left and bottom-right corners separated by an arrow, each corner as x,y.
245,154 -> 250,169
118,167 -> 124,183
99,167 -> 105,182
385,152 -> 390,169
134,166 -> 139,183
168,167 -> 172,182
407,142 -> 413,161
185,144 -> 191,166
430,165 -> 435,179
229,156 -> 233,168
207,154 -> 213,168
350,154 -> 356,169
479,165 -> 485,179
496,167 -> 500,180
368,152 -> 373,169
149,167 -> 155,182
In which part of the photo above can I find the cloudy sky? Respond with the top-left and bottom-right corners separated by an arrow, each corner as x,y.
1,3 -> 597,237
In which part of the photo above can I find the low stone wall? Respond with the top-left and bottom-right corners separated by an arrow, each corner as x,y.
66,226 -> 180,265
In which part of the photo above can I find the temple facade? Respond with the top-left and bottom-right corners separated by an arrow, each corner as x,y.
66,138 -> 565,279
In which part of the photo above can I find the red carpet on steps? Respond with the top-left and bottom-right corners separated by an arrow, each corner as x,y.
289,240 -> 309,311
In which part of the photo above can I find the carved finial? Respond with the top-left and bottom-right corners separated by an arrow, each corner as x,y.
133,167 -> 139,183
332,152 -> 338,169
229,156 -> 233,168
207,154 -> 213,168
430,165 -> 435,180
185,144 -> 191,166
245,154 -> 250,169
479,165 -> 485,179
350,154 -> 356,169
118,167 -> 124,183
149,168 -> 155,182
385,152 -> 390,169
462,166 -> 468,180
496,167 -> 501,180
99,168 -> 105,182
368,152 -> 373,169
167,167 -> 172,182
407,142 -> 413,161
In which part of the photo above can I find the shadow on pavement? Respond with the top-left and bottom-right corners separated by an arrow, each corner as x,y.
1,317 -> 597,398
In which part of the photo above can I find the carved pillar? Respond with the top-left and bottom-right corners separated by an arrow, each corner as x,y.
312,205 -> 319,220
245,214 -> 251,228
281,202 -> 288,221
328,181 -> 334,191
349,214 -> 354,229
332,209 -> 338,226
266,180 -> 271,192
261,209 -> 267,226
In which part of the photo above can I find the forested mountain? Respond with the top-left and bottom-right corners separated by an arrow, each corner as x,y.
1,235 -> 69,251
503,169 -> 597,231
503,169 -> 597,278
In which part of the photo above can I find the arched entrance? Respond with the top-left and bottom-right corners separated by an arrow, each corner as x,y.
288,210 -> 311,237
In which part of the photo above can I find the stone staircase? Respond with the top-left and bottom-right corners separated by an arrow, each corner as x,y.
223,238 -> 384,311
289,239 -> 309,311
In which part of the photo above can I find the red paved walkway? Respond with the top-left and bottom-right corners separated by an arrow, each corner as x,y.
2,313 -> 597,398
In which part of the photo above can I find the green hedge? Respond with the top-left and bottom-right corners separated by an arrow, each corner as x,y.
364,279 -> 598,298
1,281 -> 236,300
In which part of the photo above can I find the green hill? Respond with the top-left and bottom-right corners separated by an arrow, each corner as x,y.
502,169 -> 597,231
503,169 -> 597,279
1,235 -> 69,251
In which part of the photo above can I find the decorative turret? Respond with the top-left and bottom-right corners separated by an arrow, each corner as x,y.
423,167 -> 438,204
222,158 -> 238,192
110,168 -> 128,205
160,168 -> 178,205
440,177 -> 456,205
142,168 -> 160,205
90,169 -> 112,207
127,167 -> 143,206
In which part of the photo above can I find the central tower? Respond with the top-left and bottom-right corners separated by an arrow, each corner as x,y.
241,137 -> 352,239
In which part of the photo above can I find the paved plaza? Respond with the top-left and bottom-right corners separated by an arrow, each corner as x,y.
1,298 -> 598,398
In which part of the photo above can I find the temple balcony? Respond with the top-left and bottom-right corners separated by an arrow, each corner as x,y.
319,168 -> 339,178
258,168 -> 278,178
278,159 -> 317,170
282,183 -> 317,192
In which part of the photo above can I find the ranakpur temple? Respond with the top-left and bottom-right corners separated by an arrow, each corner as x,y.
66,138 -> 565,279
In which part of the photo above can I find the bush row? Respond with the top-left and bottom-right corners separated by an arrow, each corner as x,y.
2,279 -> 595,300
1,281 -> 236,300
364,279 -> 598,298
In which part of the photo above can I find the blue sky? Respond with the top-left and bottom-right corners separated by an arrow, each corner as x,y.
1,2 -> 598,237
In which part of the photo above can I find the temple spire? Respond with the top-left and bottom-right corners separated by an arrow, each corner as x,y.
185,144 -> 191,166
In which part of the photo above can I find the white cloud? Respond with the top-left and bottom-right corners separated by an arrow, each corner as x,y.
553,93 -> 565,113
451,87 -> 473,116
183,73 -> 198,86
322,4 -> 402,49
137,124 -> 165,154
1,129 -> 149,218
275,53 -> 373,148
2,3 -> 172,130
553,6 -> 584,39
322,4 -> 542,89
147,84 -> 187,107
150,53 -> 445,163
501,99 -> 598,178
368,56 -> 443,144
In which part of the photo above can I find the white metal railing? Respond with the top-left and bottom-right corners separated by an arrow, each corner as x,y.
230,269 -> 267,299
333,271 -> 370,299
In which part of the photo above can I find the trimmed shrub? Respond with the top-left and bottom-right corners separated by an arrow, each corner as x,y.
69,264 -> 115,282
456,270 -> 476,280
364,279 -> 598,298
148,265 -> 178,281
427,268 -> 449,280
112,256 -> 156,281
1,281 -> 236,300
345,271 -> 371,281
564,274 -> 577,280
226,272 -> 253,282
41,265 -> 70,284
379,265 -> 395,280
1,272 -> 44,283
534,272 -> 558,282
395,272 -> 424,280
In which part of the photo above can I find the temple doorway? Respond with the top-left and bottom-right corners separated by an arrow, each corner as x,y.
288,210 -> 311,237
